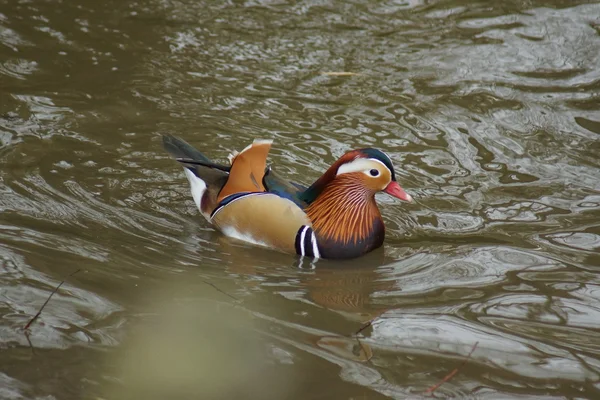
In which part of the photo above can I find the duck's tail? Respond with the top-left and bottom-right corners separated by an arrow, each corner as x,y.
162,134 -> 231,172
162,134 -> 229,220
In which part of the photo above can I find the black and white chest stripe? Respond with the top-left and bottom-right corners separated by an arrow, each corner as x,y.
294,225 -> 321,258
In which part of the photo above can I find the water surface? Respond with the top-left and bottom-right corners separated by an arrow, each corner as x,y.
1,0 -> 600,398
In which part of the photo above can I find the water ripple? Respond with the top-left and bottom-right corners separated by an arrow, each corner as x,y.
1,0 -> 600,398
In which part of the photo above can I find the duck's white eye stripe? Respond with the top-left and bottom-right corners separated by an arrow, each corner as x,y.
336,158 -> 388,176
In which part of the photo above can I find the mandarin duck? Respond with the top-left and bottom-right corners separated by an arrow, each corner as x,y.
163,135 -> 412,259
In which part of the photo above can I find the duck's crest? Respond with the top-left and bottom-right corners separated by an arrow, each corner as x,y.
358,148 -> 396,181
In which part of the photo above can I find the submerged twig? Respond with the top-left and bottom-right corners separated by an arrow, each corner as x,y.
424,341 -> 479,395
350,311 -> 387,363
352,318 -> 374,362
24,330 -> 36,355
24,269 -> 82,331
353,308 -> 389,337
353,335 -> 372,362
355,319 -> 374,336
200,279 -> 241,303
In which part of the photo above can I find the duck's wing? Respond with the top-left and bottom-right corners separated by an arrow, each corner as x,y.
164,134 -> 309,221
217,139 -> 272,202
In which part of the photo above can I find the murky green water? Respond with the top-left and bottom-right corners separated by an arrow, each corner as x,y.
2,0 -> 600,398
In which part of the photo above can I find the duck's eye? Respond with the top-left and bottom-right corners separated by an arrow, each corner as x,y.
369,169 -> 380,177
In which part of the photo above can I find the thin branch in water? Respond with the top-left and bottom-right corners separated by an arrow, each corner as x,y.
200,279 -> 241,303
24,330 -> 36,355
424,341 -> 479,395
353,335 -> 373,363
24,269 -> 82,331
354,310 -> 387,336
355,319 -> 373,336
351,312 -> 386,363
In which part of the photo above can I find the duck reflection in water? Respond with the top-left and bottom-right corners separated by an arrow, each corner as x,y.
216,240 -> 393,323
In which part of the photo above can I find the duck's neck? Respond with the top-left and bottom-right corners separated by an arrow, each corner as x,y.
305,176 -> 384,250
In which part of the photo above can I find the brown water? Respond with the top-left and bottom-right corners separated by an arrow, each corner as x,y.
2,0 -> 600,398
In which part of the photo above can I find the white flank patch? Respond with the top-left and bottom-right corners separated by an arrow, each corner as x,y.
336,158 -> 389,177
183,168 -> 207,212
221,225 -> 268,248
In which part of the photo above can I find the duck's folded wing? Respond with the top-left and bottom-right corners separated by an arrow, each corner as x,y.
217,139 -> 273,202
211,193 -> 311,254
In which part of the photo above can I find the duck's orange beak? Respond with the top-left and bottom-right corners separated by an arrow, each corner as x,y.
384,181 -> 412,202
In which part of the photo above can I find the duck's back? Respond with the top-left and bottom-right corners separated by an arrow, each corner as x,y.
211,140 -> 312,251
165,135 -> 313,253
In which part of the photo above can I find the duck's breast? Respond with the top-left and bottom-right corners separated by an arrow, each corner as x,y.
211,193 -> 311,253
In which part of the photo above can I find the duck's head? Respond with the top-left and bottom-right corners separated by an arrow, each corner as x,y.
299,148 -> 412,204
337,148 -> 412,202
